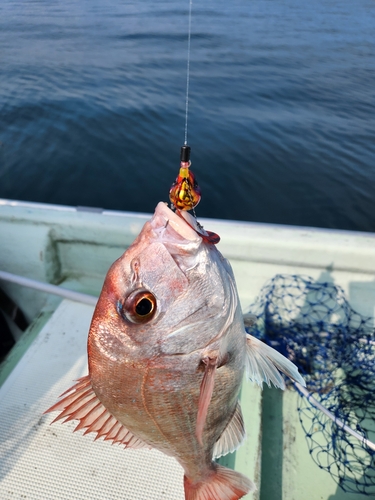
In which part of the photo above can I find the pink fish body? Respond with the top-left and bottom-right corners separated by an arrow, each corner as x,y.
46,202 -> 305,500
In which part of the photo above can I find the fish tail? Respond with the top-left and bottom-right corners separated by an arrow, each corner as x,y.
183,463 -> 255,500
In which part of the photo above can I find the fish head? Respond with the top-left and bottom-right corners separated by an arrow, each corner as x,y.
89,202 -> 239,361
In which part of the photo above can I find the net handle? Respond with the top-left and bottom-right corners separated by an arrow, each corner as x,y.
294,382 -> 375,452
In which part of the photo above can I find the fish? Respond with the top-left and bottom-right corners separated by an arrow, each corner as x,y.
45,201 -> 305,500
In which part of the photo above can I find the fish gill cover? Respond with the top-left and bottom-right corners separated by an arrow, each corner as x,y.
246,274 -> 375,496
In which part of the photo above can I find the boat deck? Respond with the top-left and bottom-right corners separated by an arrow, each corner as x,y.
1,200 -> 374,499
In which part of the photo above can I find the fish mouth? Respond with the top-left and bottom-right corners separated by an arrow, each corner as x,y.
147,203 -> 203,275
152,202 -> 201,242
152,202 -> 220,245
147,202 -> 221,278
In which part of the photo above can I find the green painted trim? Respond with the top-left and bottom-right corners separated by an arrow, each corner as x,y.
0,311 -> 53,387
234,382 -> 262,499
259,386 -> 284,500
217,380 -> 262,499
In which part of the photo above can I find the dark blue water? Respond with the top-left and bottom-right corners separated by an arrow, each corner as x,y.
0,0 -> 374,231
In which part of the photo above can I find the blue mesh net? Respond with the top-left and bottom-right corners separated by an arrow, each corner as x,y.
246,274 -> 375,495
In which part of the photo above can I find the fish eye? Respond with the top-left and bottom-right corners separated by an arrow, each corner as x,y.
121,290 -> 157,324
135,297 -> 153,316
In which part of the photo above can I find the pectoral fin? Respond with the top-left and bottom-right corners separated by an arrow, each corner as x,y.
246,334 -> 306,388
196,354 -> 219,445
45,376 -> 151,449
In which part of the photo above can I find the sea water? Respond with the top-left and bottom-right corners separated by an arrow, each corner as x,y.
0,0 -> 374,231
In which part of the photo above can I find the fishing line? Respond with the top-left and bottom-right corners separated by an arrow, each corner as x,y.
169,0 -> 203,214
184,0 -> 193,146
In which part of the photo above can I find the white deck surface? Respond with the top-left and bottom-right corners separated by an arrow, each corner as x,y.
0,300 -> 185,500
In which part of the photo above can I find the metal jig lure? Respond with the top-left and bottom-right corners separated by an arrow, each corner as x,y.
169,145 -> 201,211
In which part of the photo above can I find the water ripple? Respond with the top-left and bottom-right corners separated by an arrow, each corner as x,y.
0,0 -> 374,231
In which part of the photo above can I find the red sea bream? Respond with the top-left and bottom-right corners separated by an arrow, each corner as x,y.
46,202 -> 305,500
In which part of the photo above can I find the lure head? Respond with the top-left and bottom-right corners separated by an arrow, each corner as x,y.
169,163 -> 201,210
169,145 -> 201,210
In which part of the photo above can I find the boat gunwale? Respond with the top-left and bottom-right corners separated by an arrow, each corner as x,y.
1,197 -> 375,240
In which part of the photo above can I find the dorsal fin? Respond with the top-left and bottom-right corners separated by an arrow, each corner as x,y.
245,334 -> 306,389
45,375 -> 151,449
213,401 -> 246,459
